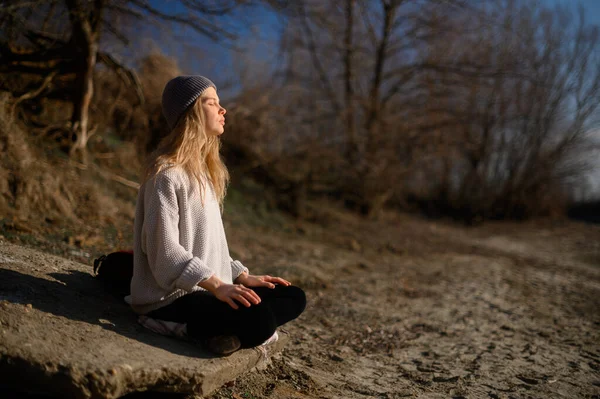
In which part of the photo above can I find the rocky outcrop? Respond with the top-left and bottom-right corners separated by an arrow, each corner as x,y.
0,241 -> 286,398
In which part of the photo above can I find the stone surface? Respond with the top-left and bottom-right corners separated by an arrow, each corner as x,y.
0,241 -> 286,398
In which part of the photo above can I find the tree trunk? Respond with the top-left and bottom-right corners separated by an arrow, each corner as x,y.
364,0 -> 395,161
357,0 -> 397,217
66,0 -> 104,164
69,40 -> 97,164
344,0 -> 357,165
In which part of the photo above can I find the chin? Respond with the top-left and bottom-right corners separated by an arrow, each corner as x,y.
208,128 -> 224,136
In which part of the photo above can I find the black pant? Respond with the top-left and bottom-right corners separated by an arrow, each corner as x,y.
147,285 -> 306,348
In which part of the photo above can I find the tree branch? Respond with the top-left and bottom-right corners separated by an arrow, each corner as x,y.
11,69 -> 59,116
128,0 -> 236,41
97,51 -> 145,105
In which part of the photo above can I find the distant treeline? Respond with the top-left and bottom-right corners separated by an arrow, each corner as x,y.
1,0 -> 599,223
568,201 -> 600,224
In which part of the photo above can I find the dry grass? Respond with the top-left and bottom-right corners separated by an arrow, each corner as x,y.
0,94 -> 138,264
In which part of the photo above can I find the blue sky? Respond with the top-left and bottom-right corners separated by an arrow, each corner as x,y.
142,0 -> 281,98
542,0 -> 600,24
147,0 -> 600,88
543,1 -> 600,196
143,0 -> 600,198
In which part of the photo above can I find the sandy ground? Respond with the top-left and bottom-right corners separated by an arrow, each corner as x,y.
206,208 -> 600,399
2,206 -> 599,399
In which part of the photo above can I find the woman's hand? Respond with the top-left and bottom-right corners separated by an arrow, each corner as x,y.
235,272 -> 291,289
199,275 -> 261,310
213,283 -> 261,310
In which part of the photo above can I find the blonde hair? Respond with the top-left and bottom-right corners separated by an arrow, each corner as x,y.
144,90 -> 229,205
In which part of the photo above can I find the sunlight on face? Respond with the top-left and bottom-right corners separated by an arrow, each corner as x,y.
201,87 -> 226,136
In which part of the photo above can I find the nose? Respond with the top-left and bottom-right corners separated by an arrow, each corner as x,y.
219,106 -> 226,115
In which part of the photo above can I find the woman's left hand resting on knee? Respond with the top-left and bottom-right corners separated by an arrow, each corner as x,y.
234,272 -> 291,289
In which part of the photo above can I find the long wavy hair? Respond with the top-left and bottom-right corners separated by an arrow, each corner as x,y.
143,90 -> 229,206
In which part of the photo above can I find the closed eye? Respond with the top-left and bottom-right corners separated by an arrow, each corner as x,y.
203,97 -> 220,107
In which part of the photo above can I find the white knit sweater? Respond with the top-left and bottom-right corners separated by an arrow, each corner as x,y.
126,166 -> 248,314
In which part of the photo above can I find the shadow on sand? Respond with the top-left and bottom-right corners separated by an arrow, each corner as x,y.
0,267 -> 213,360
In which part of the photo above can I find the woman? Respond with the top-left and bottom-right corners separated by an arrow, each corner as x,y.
127,75 -> 306,356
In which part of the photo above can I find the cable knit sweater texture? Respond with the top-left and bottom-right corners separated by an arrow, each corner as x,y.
126,166 -> 248,314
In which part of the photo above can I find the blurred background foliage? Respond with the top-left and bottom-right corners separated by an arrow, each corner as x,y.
0,0 -> 599,254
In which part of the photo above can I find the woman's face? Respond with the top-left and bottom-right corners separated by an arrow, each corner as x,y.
201,87 -> 226,136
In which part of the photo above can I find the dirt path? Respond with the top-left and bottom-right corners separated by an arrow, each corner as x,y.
209,210 -> 600,399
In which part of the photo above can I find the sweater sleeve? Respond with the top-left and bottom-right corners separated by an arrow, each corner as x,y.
142,174 -> 214,292
230,256 -> 249,278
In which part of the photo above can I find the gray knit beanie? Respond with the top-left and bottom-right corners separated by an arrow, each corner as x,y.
161,75 -> 217,130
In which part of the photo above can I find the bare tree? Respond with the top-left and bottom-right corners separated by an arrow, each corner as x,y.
413,0 -> 600,220
0,0 -> 270,162
265,0 -> 465,215
232,0 -> 598,220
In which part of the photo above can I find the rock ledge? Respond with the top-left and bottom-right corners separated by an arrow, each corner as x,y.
0,241 -> 286,398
